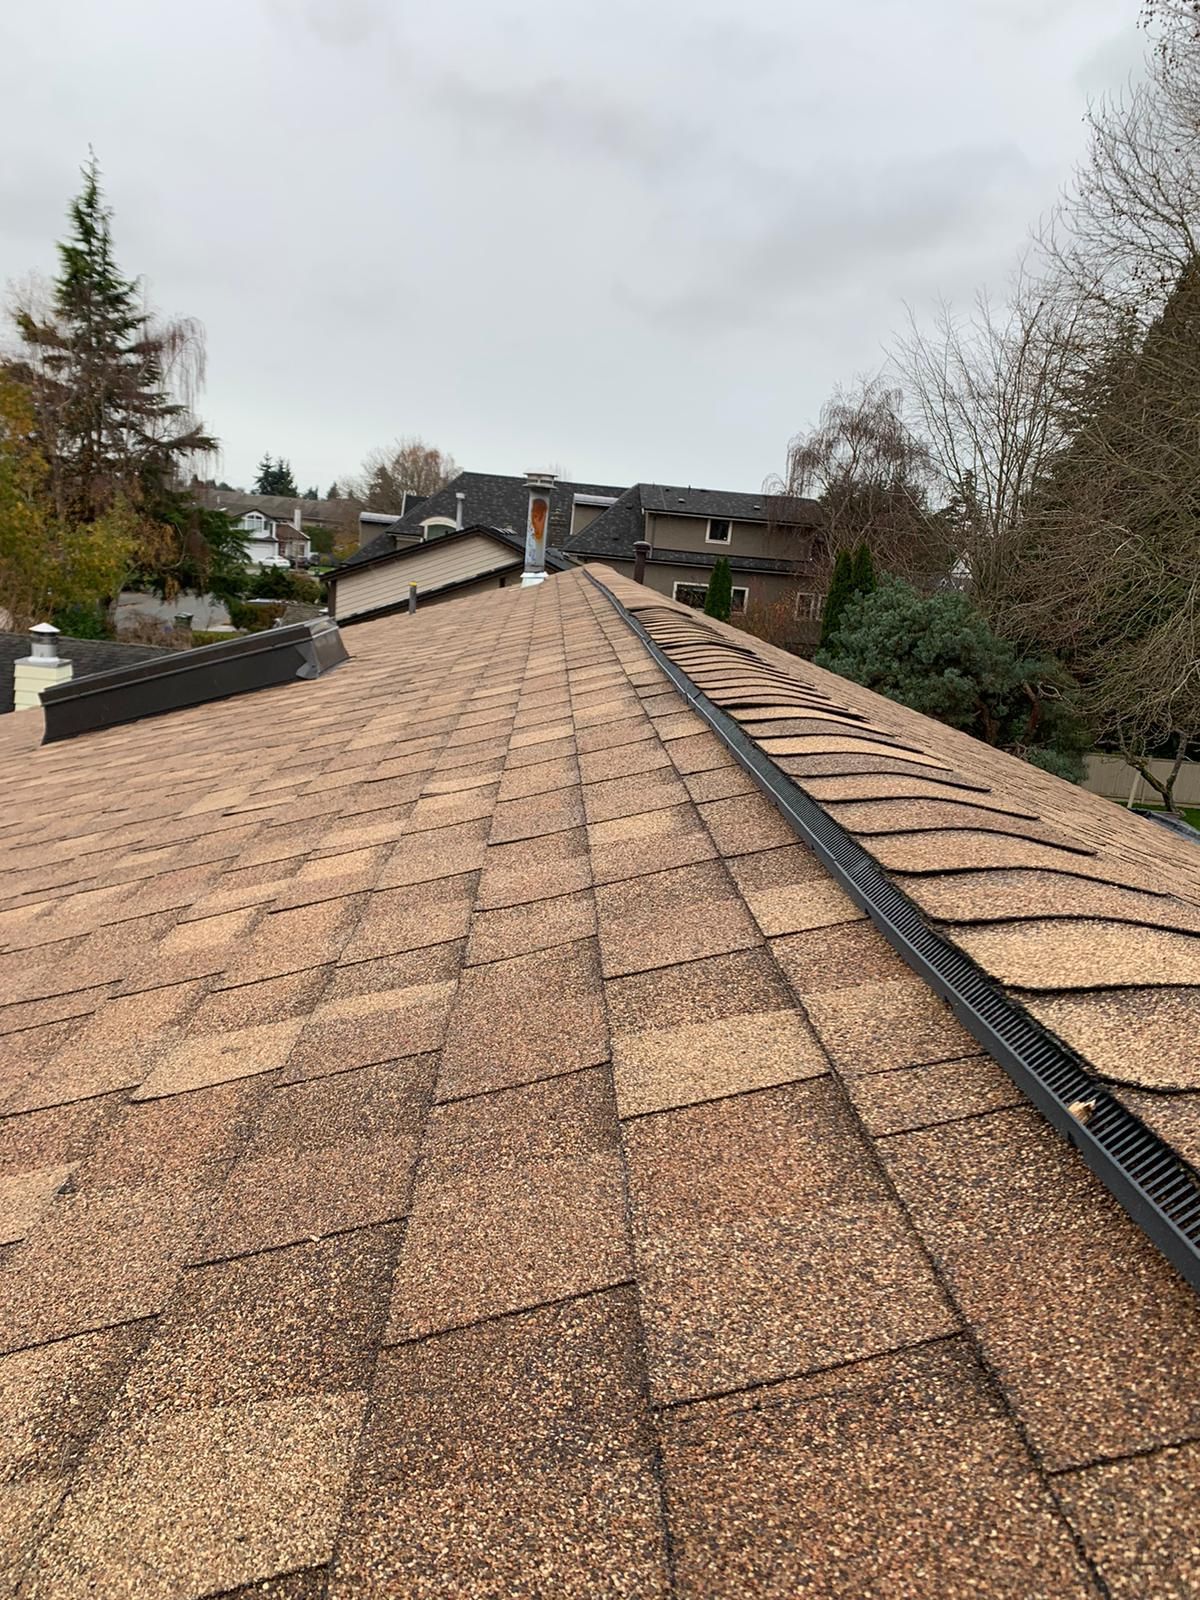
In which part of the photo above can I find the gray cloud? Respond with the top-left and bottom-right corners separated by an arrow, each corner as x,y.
0,0 -> 1143,492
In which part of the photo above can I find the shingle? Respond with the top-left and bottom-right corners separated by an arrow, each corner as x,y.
1057,1442 -> 1200,1600
4,981 -> 205,1114
282,945 -> 460,1082
465,889 -> 595,966
475,828 -> 593,909
613,1008 -> 827,1117
496,755 -> 581,800
334,1292 -> 669,1599
803,973 -> 976,1075
586,802 -> 718,884
0,1323 -> 149,1486
770,921 -> 910,992
229,896 -> 367,985
582,768 -> 690,824
374,818 -> 489,888
595,860 -> 761,977
436,939 -> 608,1099
386,1068 -> 629,1339
135,1017 -> 307,1100
1023,988 -> 1200,1089
121,1228 -> 397,1414
726,844 -> 859,935
22,1391 -> 367,1600
952,918 -> 1200,991
199,1058 -> 433,1259
909,866 -> 1200,934
845,1053 -> 1023,1136
623,1080 -> 956,1402
0,1169 -> 225,1353
337,874 -> 475,962
661,1339 -> 1092,1600
489,784 -> 585,843
881,1106 -> 1200,1469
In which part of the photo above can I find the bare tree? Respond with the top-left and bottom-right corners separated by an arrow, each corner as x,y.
766,375 -> 950,584
345,437 -> 458,507
894,276 -> 1087,618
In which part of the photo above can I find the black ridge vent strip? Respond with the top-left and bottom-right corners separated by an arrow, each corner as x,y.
589,573 -> 1200,1295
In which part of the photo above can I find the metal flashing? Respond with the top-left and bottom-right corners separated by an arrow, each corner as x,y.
39,617 -> 349,743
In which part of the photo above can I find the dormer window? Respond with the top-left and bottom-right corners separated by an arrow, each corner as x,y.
706,518 -> 731,544
421,518 -> 459,541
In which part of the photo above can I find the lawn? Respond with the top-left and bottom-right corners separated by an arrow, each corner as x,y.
1133,803 -> 1200,831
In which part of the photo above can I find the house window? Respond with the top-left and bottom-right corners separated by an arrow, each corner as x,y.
706,518 -> 731,544
421,518 -> 458,541
673,581 -> 748,614
794,591 -> 822,620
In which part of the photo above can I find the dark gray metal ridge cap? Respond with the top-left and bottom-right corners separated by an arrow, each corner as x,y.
584,569 -> 1200,1299
39,617 -> 348,743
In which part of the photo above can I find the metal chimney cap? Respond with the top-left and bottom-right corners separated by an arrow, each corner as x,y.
29,622 -> 63,663
524,471 -> 557,489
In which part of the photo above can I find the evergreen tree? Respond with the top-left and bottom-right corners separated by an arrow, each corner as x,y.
851,543 -> 877,599
14,155 -> 212,524
326,481 -> 340,499
704,557 -> 733,622
816,579 -> 1090,781
274,459 -> 298,496
254,454 -> 276,494
819,548 -> 855,645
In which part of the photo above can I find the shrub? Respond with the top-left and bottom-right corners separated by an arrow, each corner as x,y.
51,601 -> 111,639
247,567 -> 321,604
229,599 -> 286,632
817,578 -> 1091,782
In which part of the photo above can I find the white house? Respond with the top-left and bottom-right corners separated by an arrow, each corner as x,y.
226,506 -> 311,569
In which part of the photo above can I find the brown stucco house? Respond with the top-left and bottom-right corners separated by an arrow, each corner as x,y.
4,563 -> 1200,1595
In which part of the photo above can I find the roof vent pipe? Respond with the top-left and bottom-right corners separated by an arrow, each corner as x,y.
633,540 -> 650,585
522,472 -> 555,587
455,491 -> 465,531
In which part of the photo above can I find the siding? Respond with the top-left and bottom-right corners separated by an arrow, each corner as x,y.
333,534 -> 516,622
646,512 -> 814,562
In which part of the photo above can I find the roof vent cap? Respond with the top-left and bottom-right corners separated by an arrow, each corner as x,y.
29,622 -> 63,664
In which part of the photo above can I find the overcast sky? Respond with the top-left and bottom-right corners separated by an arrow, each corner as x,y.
1,0 -> 1145,495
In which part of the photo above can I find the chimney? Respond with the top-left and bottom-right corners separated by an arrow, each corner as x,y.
13,623 -> 73,712
455,491 -> 465,531
293,506 -> 303,531
521,472 -> 557,587
633,540 -> 650,585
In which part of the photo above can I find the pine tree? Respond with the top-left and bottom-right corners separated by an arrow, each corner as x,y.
254,454 -> 276,494
851,543 -> 877,598
326,481 -> 340,499
274,459 -> 298,496
14,155 -> 212,523
705,557 -> 733,622
820,548 -> 855,645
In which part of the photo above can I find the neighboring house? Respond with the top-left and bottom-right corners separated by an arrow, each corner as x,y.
562,482 -> 825,622
201,490 -> 405,568
333,471 -> 625,624
332,469 -> 823,627
211,501 -> 309,568
0,631 -> 176,714
5,564 -> 1200,1595
328,525 -> 568,623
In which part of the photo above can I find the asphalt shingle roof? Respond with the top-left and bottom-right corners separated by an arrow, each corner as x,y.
1,566 -> 1200,1595
343,473 -> 626,570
